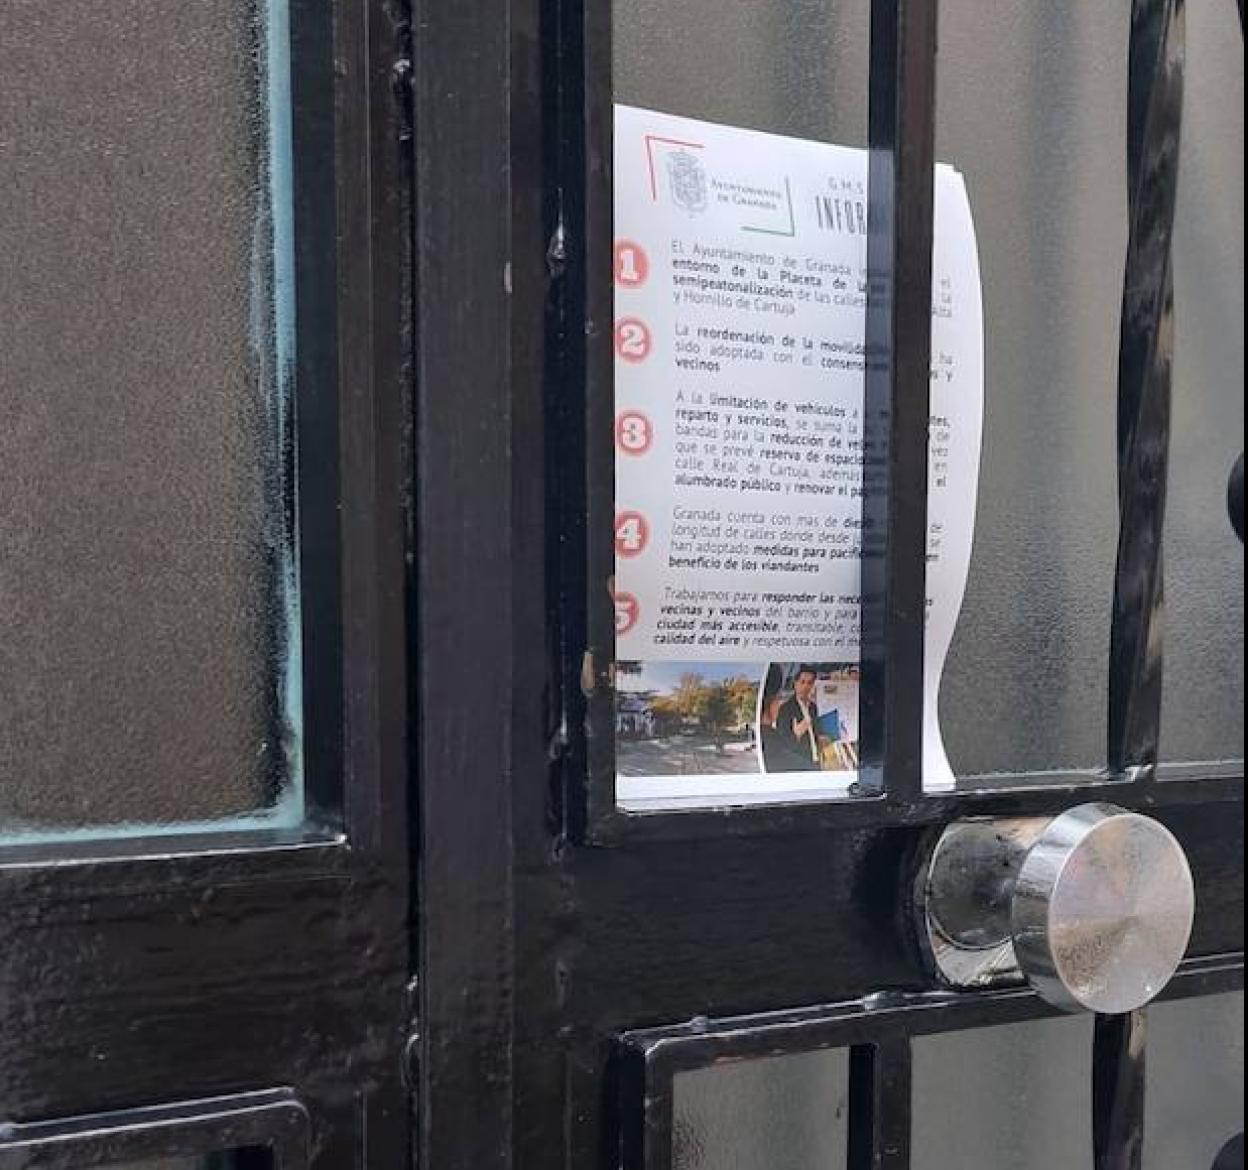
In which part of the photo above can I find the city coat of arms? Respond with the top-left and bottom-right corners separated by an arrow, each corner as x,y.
666,150 -> 708,213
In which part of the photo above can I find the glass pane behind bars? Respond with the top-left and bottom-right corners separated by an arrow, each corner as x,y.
912,1016 -> 1094,1170
935,0 -> 1244,778
1159,5 -> 1244,768
0,0 -> 302,840
615,0 -> 869,147
617,0 -> 1242,789
1145,993 -> 1244,1170
672,1048 -> 848,1170
613,0 -> 876,809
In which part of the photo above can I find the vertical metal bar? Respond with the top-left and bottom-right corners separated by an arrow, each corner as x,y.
863,0 -> 938,800
550,0 -> 616,839
289,0 -> 345,828
616,1047 -> 674,1170
1093,1011 -> 1147,1170
579,0 -> 620,834
1108,0 -> 1184,776
848,1038 -> 912,1170
413,0 -> 537,1160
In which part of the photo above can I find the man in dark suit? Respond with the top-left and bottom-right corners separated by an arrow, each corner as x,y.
773,665 -> 822,771
760,667 -> 803,773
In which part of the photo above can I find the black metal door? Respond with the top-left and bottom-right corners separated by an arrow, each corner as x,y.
3,0 -> 1240,1167
413,0 -> 1243,1167
1,1 -> 413,1165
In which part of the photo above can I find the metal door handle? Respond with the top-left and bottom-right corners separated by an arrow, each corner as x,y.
918,803 -> 1195,1013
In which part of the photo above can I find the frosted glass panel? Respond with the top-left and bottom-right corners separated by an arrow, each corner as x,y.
615,0 -> 868,146
673,1048 -> 848,1170
0,0 -> 302,840
933,1 -> 1122,778
1160,1 -> 1245,767
1145,993 -> 1244,1170
912,1016 -> 1093,1170
935,0 -> 1244,778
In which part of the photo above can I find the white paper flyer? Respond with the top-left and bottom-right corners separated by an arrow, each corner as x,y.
612,105 -> 983,809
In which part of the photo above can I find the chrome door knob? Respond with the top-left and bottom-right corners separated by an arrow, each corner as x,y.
920,803 -> 1195,1014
